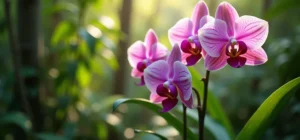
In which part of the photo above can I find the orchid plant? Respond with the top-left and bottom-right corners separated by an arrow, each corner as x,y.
144,44 -> 193,112
128,29 -> 168,85
113,1 -> 300,140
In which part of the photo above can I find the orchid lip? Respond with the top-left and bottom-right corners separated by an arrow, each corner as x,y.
226,41 -> 248,68
189,46 -> 201,55
156,83 -> 178,99
136,59 -> 151,72
136,62 -> 146,72
180,39 -> 202,66
181,39 -> 202,55
189,43 -> 201,56
226,41 -> 247,58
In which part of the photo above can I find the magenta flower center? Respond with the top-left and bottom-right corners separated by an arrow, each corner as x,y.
137,60 -> 151,72
188,36 -> 202,55
156,83 -> 179,112
226,39 -> 247,58
156,83 -> 178,99
189,46 -> 201,55
227,45 -> 242,58
225,39 -> 248,68
180,38 -> 203,66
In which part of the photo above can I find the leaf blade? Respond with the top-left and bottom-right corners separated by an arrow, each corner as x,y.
112,98 -> 197,140
0,112 -> 32,133
134,129 -> 168,140
236,77 -> 300,140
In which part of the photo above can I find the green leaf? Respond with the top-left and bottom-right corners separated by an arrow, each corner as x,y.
113,98 -> 197,140
97,122 -> 108,139
51,21 -> 76,46
0,112 -> 32,133
49,2 -> 78,14
189,67 -> 235,138
134,129 -> 168,140
98,95 -> 122,111
79,27 -> 97,55
76,62 -> 91,87
35,133 -> 68,140
236,77 -> 300,140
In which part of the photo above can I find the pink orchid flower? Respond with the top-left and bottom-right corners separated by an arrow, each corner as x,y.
144,45 -> 193,112
168,0 -> 214,66
128,29 -> 168,85
198,2 -> 268,71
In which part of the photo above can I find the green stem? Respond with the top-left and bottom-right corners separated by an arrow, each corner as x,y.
192,87 -> 201,139
183,103 -> 187,140
199,70 -> 210,140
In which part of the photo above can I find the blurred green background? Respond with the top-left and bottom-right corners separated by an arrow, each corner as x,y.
0,0 -> 300,139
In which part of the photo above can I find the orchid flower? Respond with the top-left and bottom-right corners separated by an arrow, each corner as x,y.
144,45 -> 193,112
198,2 -> 268,71
168,0 -> 214,66
128,29 -> 168,85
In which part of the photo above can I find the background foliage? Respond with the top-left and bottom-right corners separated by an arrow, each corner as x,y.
0,0 -> 300,139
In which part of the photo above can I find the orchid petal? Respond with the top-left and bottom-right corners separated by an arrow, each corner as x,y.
168,45 -> 182,78
168,18 -> 193,46
150,43 -> 168,61
182,95 -> 193,109
131,68 -> 143,78
235,16 -> 269,50
127,41 -> 146,67
199,15 -> 215,29
242,47 -> 268,65
162,98 -> 178,112
150,92 -> 166,103
144,60 -> 169,93
198,19 -> 229,57
168,45 -> 182,64
145,29 -> 158,58
216,2 -> 239,37
172,61 -> 192,101
204,48 -> 228,71
191,0 -> 209,34
202,49 -> 207,58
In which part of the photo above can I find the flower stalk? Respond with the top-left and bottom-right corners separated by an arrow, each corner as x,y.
200,70 -> 210,140
192,87 -> 201,139
183,104 -> 187,140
